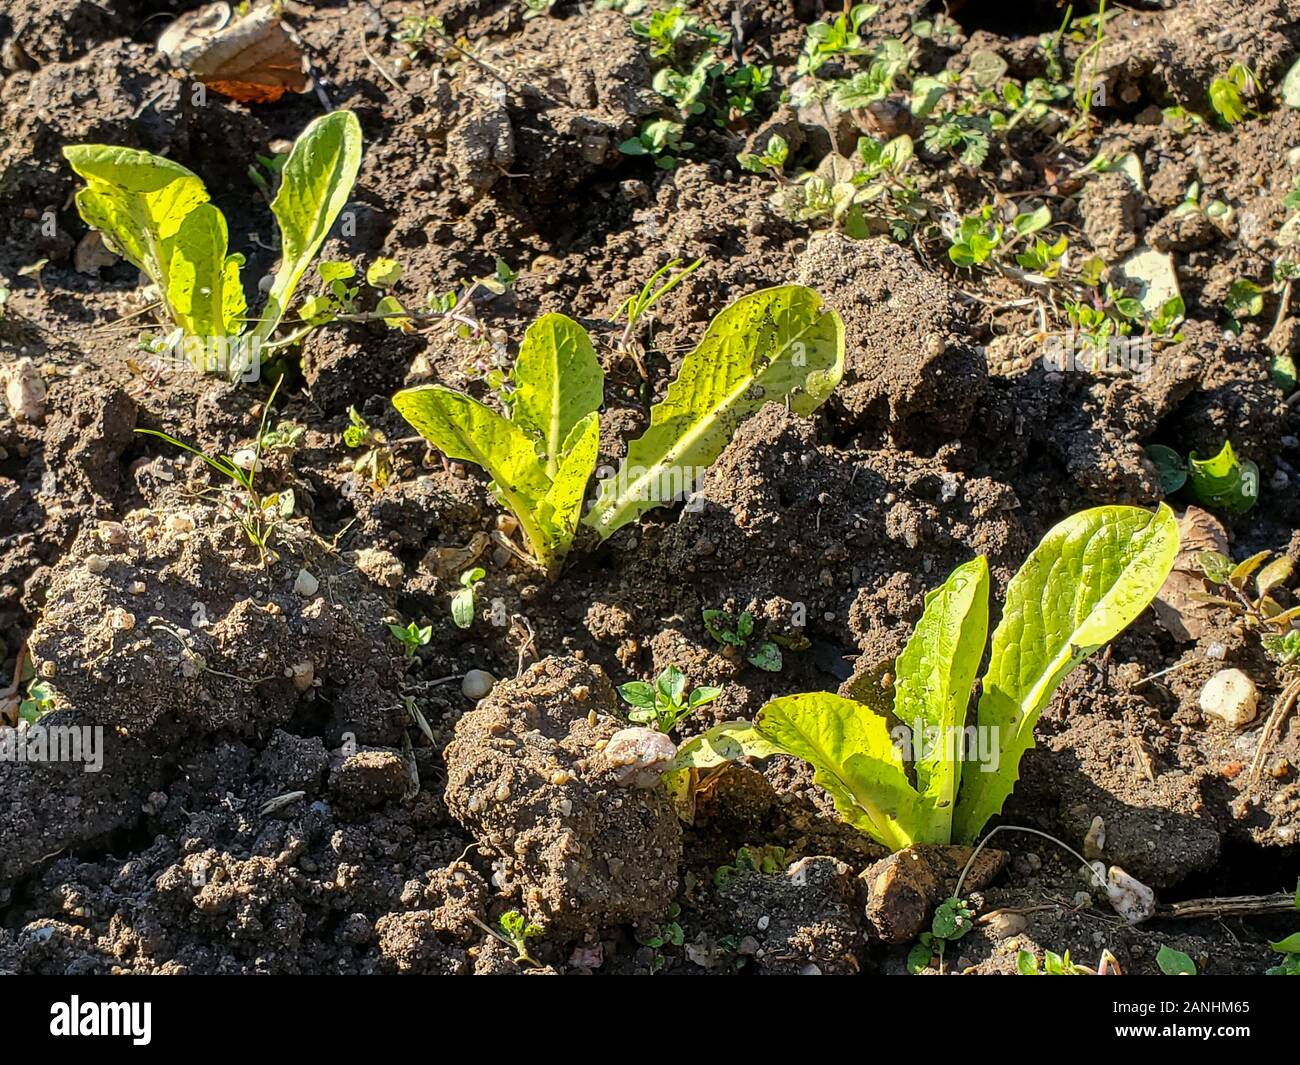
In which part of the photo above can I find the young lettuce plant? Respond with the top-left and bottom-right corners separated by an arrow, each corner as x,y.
394,286 -> 843,575
668,505 -> 1179,849
63,110 -> 361,374
393,313 -> 604,576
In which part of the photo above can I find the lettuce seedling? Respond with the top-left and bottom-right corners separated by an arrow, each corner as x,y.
64,110 -> 361,372
396,286 -> 843,576
393,313 -> 603,575
669,505 -> 1179,850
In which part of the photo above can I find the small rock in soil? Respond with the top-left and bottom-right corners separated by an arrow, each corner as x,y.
1199,668 -> 1259,728
858,844 -> 1008,944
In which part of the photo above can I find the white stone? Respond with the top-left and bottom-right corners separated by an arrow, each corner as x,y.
1199,668 -> 1258,728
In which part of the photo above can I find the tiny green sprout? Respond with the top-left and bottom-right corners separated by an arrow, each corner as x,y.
342,406 -> 393,490
797,4 -> 879,76
1016,948 -> 1093,975
637,902 -> 685,949
713,844 -> 789,888
19,679 -> 55,725
1143,440 -> 1258,513
738,133 -> 789,176
618,665 -> 720,733
1015,234 -> 1068,278
260,420 -> 306,453
1209,63 -> 1259,126
1156,945 -> 1198,975
388,621 -> 432,659
451,567 -> 485,630
498,910 -> 543,966
616,256 -> 703,356
247,150 -> 288,201
702,608 -> 795,672
16,258 -> 49,295
1162,105 -> 1203,134
947,208 -> 1003,268
1194,547 -> 1297,638
921,113 -> 992,169
1265,883 -> 1300,975
1225,278 -> 1266,323
620,117 -> 691,169
134,378 -> 290,560
906,896 -> 975,974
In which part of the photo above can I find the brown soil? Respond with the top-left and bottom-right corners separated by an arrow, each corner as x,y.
1,0 -> 1299,976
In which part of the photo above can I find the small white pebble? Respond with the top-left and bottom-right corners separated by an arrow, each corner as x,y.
293,568 -> 319,597
1199,668 -> 1258,728
85,554 -> 109,574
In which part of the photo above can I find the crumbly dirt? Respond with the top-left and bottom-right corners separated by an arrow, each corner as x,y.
2,0 -> 1299,977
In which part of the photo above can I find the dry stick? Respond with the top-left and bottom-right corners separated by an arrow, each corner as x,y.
361,32 -> 407,96
1246,676 -> 1300,792
1161,892 -> 1298,920
955,824 -> 1107,901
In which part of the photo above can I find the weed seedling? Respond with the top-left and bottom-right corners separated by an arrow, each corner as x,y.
1209,64 -> 1260,126
738,133 -> 790,177
135,378 -> 292,560
713,844 -> 788,888
1156,945 -> 1198,975
1143,440 -> 1259,514
1266,884 -> 1300,974
450,567 -> 485,630
342,406 -> 393,491
1193,548 -> 1300,791
18,679 -> 55,725
703,609 -> 805,672
1016,948 -> 1094,975
615,256 -> 703,369
618,665 -> 720,733
388,621 -> 432,659
498,910 -> 543,966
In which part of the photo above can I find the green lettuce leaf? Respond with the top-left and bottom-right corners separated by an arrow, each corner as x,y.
392,385 -> 554,564
62,145 -> 219,335
583,285 -> 844,538
893,555 -> 989,842
952,504 -> 1180,842
393,313 -> 603,574
1187,440 -> 1259,514
511,313 -> 603,477
538,411 -> 600,561
755,693 -> 921,851
167,204 -> 246,344
254,110 -> 362,343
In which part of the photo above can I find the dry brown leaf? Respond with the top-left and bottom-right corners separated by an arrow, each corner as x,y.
158,2 -> 306,104
1152,506 -> 1229,643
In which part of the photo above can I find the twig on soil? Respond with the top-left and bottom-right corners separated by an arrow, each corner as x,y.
1160,892 -> 1299,920
1132,657 -> 1196,687
956,824 -> 1107,900
1244,676 -> 1300,795
361,32 -> 408,96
